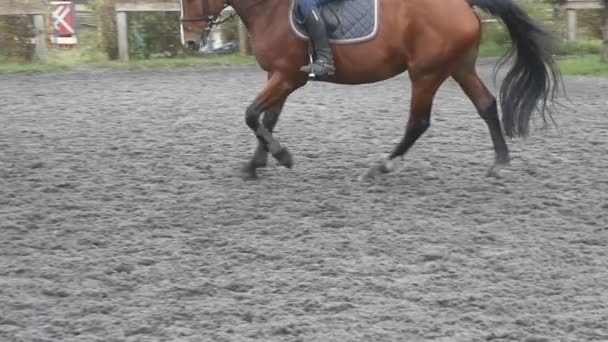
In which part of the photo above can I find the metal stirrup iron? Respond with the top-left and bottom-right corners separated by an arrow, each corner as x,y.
307,43 -> 315,79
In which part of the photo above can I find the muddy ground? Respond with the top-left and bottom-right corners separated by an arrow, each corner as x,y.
1,63 -> 607,342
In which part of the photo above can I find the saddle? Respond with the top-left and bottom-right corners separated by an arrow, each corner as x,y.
289,0 -> 379,44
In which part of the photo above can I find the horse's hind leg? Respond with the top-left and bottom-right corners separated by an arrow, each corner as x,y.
362,70 -> 448,180
452,63 -> 510,177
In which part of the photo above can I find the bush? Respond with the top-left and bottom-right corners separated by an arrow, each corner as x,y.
89,0 -> 118,60
519,0 -> 553,22
73,29 -> 108,62
0,15 -> 36,62
127,12 -> 181,59
477,0 -> 604,58
480,21 -> 510,48
556,39 -> 603,55
219,16 -> 238,43
577,10 -> 604,39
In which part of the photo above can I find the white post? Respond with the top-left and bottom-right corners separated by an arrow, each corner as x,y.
33,14 -> 47,62
567,9 -> 577,41
116,11 -> 129,61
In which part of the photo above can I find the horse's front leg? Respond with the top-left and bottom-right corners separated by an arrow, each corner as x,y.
247,99 -> 286,170
242,72 -> 305,179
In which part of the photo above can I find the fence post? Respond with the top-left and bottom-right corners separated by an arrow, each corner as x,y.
566,8 -> 577,41
33,14 -> 47,62
116,11 -> 129,61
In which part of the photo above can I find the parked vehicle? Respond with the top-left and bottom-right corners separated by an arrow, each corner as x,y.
209,41 -> 237,54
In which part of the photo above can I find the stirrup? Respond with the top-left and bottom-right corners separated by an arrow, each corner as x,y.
307,43 -> 316,78
303,47 -> 335,78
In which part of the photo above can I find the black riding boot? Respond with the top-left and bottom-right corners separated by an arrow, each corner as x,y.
299,8 -> 336,76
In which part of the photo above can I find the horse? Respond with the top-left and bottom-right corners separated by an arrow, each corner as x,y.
179,0 -> 562,179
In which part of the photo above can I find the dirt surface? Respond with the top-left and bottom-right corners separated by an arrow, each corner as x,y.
1,63 -> 607,342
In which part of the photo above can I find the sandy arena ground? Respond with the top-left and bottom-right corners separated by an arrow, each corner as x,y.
1,62 -> 607,342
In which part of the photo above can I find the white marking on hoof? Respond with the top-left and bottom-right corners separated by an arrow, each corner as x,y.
486,163 -> 507,178
358,158 -> 395,182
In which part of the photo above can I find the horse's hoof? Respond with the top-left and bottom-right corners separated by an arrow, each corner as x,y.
359,168 -> 378,181
251,159 -> 267,168
273,147 -> 293,168
486,168 -> 501,179
359,160 -> 394,181
486,163 -> 506,178
251,153 -> 268,168
486,158 -> 510,178
241,162 -> 259,180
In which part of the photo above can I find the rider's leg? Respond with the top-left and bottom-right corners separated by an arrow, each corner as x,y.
297,0 -> 336,76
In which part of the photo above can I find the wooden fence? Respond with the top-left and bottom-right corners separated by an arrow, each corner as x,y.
565,0 -> 605,41
2,0 -> 605,63
0,2 -> 47,61
115,0 -> 249,61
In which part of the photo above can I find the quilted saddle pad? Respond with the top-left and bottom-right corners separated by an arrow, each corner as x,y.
289,0 -> 379,44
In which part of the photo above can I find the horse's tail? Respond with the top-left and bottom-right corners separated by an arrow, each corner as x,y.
469,0 -> 562,138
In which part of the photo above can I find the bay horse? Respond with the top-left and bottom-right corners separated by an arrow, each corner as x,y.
179,0 -> 561,179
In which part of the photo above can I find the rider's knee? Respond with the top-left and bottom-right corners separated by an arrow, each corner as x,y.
297,0 -> 319,17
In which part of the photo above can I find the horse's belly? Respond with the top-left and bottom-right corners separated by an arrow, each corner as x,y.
328,45 -> 409,85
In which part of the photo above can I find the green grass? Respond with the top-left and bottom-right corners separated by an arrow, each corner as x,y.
100,54 -> 256,70
555,40 -> 603,56
0,62 -> 69,74
478,41 -> 509,58
558,55 -> 608,77
479,39 -> 603,57
0,47 -> 104,74
478,38 -> 608,77
0,48 -> 256,74
2,47 -> 607,77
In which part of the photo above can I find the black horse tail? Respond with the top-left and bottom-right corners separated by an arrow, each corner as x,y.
469,0 -> 562,138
